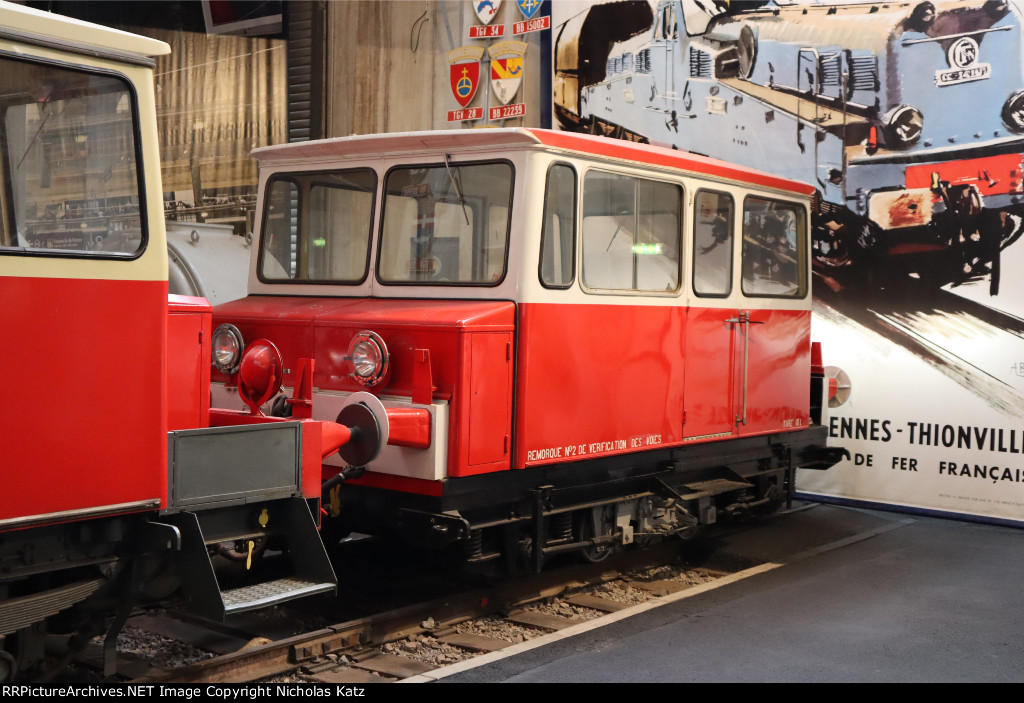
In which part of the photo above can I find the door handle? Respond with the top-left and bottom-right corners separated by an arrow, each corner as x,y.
726,311 -> 761,426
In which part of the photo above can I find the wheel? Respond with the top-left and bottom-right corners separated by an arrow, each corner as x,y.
577,508 -> 618,563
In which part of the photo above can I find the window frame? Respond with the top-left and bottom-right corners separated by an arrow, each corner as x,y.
579,167 -> 684,296
538,161 -> 578,290
255,168 -> 378,286
691,188 -> 735,299
0,51 -> 149,262
739,194 -> 808,299
374,158 -> 514,288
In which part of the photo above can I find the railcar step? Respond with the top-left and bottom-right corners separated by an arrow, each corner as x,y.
166,498 -> 337,620
221,577 -> 336,614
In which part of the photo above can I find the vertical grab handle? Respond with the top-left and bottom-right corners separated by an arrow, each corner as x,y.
725,311 -> 764,426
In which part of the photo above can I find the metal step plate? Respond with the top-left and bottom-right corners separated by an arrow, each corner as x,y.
221,577 -> 335,614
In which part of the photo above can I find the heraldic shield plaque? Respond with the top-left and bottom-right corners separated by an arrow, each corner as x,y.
489,40 -> 526,105
449,45 -> 485,108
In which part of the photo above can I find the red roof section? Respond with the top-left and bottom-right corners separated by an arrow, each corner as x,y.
527,129 -> 815,196
253,128 -> 814,197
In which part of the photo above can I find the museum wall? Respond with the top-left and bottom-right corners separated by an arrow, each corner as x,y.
145,26 -> 287,221
325,0 -> 547,135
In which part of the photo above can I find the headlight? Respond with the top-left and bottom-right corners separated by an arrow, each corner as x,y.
212,323 -> 244,374
347,330 -> 389,387
882,104 -> 923,148
1002,90 -> 1024,133
906,2 -> 936,33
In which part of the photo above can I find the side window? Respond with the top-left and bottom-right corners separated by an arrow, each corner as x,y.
741,197 -> 806,297
692,190 -> 734,297
582,170 -> 682,293
0,58 -> 144,257
539,163 -> 576,288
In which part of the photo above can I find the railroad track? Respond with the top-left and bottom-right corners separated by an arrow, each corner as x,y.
63,501 -> 900,684
103,537 -> 739,684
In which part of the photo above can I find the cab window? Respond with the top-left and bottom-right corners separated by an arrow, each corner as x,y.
741,197 -> 806,297
692,190 -> 734,297
539,163 -> 576,288
0,56 -> 144,257
258,169 -> 376,283
581,170 -> 682,293
378,161 -> 512,285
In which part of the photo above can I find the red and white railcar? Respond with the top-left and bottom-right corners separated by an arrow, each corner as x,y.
212,128 -> 846,568
0,4 -> 347,680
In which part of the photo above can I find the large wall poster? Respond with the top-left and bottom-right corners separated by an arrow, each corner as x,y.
552,0 -> 1024,525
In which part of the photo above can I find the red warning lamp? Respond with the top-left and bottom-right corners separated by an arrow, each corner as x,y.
238,339 -> 284,415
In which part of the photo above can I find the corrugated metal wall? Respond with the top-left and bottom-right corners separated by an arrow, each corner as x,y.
286,1 -> 325,142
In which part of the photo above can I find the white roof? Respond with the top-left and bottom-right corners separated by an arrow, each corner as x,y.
0,1 -> 170,58
252,129 -> 545,164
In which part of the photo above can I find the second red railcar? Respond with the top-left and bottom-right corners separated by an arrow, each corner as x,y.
212,128 -> 845,568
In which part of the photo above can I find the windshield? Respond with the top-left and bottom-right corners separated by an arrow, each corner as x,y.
259,169 -> 376,283
0,56 -> 144,256
378,161 -> 512,285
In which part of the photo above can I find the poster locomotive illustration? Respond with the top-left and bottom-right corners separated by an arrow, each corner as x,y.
551,0 -> 1024,525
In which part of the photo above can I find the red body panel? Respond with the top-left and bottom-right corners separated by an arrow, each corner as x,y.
740,308 -> 811,434
214,297 -> 516,477
344,471 -> 446,497
516,302 -> 687,468
167,295 -> 212,431
516,303 -> 810,469
0,276 -> 168,522
683,306 -> 739,440
452,329 -> 513,476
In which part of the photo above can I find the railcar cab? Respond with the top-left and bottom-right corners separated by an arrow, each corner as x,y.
213,128 -> 843,569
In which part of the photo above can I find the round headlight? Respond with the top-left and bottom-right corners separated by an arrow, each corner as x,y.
1002,90 -> 1024,132
906,2 -> 936,33
347,331 -> 389,387
212,323 -> 244,374
882,104 -> 923,148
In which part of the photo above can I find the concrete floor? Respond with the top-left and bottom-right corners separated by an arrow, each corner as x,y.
424,503 -> 1024,683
